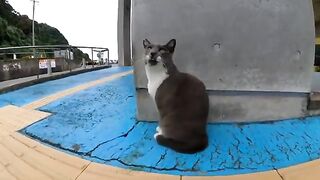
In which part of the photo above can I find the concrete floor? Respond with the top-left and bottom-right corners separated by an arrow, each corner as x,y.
0,67 -> 320,179
16,70 -> 320,176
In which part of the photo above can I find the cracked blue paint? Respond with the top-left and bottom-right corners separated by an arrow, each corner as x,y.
20,72 -> 320,176
0,67 -> 132,107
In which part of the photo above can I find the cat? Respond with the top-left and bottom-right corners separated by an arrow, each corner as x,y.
143,39 -> 209,154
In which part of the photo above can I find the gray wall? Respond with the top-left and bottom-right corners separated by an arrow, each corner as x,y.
131,0 -> 315,122
136,89 -> 308,122
118,0 -> 132,66
0,58 -> 73,82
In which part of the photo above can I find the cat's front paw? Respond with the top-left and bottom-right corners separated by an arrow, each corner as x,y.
156,126 -> 163,135
154,132 -> 161,140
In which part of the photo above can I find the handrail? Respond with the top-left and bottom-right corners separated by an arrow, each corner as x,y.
0,45 -> 109,51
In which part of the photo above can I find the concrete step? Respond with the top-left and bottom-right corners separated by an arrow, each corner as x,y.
308,92 -> 320,110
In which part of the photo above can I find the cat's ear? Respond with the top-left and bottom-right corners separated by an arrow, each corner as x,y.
166,39 -> 176,53
143,39 -> 151,48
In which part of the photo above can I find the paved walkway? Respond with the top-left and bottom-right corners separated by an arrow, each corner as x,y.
0,65 -> 110,93
19,74 -> 320,177
0,67 -> 319,179
0,67 -> 131,108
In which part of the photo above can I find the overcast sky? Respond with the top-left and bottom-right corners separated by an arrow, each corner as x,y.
8,0 -> 119,59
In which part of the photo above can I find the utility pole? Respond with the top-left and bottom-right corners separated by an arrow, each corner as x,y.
31,0 -> 39,58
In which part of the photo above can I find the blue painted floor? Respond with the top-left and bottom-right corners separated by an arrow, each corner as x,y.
20,73 -> 320,176
0,67 -> 132,108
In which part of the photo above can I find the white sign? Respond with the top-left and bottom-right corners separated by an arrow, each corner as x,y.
39,59 -> 56,69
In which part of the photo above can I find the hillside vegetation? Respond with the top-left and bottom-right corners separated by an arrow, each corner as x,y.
0,0 -> 90,61
0,0 -> 68,47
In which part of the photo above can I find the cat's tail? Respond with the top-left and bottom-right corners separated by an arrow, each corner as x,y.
156,135 -> 208,154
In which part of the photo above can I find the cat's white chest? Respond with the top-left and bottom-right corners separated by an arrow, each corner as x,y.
145,64 -> 169,99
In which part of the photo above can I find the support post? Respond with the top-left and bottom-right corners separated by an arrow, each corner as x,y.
46,59 -> 52,75
117,0 -> 132,66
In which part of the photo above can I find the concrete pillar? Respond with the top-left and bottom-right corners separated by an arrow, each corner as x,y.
46,59 -> 52,75
314,0 -> 320,36
82,58 -> 86,69
117,0 -> 132,66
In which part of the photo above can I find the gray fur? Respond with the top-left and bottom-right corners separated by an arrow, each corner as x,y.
143,39 -> 209,154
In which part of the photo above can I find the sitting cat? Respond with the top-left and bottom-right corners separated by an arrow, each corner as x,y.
143,39 -> 209,154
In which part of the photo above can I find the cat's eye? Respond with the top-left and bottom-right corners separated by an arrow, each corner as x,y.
159,48 -> 167,53
147,46 -> 152,50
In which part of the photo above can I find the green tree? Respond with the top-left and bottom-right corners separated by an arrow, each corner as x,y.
0,0 -> 69,47
0,17 -> 8,42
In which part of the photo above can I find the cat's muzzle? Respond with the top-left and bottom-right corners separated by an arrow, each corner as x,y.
148,59 -> 158,66
145,55 -> 161,66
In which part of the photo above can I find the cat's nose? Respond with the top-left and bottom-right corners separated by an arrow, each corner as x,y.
150,52 -> 156,57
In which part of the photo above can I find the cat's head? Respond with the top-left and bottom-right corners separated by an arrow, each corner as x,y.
143,39 -> 176,67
